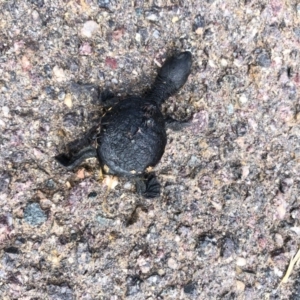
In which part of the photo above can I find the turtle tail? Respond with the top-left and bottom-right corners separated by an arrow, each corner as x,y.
146,51 -> 192,105
55,146 -> 97,170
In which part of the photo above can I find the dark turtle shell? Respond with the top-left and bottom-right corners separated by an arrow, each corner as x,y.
97,97 -> 166,176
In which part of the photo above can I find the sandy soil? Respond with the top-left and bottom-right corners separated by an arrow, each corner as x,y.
1,0 -> 300,299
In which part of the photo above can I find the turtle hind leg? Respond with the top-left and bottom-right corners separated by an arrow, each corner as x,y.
55,146 -> 97,170
135,173 -> 161,198
164,115 -> 192,131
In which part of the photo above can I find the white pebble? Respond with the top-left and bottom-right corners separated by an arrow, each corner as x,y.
81,21 -> 99,38
2,106 -> 9,117
239,94 -> 248,105
236,257 -> 247,267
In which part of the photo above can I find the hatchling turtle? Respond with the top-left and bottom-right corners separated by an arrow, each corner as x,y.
55,51 -> 192,198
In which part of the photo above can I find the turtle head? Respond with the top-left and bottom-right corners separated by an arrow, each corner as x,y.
158,51 -> 192,91
146,51 -> 192,104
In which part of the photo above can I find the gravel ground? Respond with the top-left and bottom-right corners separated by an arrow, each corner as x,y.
1,0 -> 300,299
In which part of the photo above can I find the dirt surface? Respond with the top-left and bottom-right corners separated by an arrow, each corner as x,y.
1,0 -> 300,299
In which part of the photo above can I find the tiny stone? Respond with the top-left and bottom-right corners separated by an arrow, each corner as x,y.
23,203 -> 47,226
30,0 -> 44,7
227,103 -> 234,115
146,275 -> 160,285
2,106 -> 9,117
184,282 -> 196,294
279,178 -> 293,193
111,78 -> 118,84
172,16 -> 179,23
294,27 -> 300,38
221,236 -> 237,258
158,269 -> 165,276
135,8 -> 143,17
98,0 -> 112,9
152,29 -> 160,39
53,65 -> 66,82
43,64 -> 52,78
236,257 -> 247,266
236,280 -> 245,291
88,191 -> 97,198
81,21 -> 99,38
64,93 -> 72,108
197,235 -> 218,258
234,121 -> 248,136
297,4 -> 300,17
274,233 -> 284,247
126,276 -> 141,296
45,86 -> 55,96
96,215 -> 113,227
256,50 -> 271,68
145,11 -> 159,22
220,58 -> 228,67
167,257 -> 178,269
135,33 -> 141,43
58,92 -> 66,101
0,171 -> 11,193
45,178 -> 56,190
239,94 -> 248,105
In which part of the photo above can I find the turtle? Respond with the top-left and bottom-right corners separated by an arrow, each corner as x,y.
55,51 -> 192,198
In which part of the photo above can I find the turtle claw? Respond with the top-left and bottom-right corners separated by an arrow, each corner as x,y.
136,173 -> 161,198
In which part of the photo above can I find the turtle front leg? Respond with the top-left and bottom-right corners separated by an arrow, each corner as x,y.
135,173 -> 161,198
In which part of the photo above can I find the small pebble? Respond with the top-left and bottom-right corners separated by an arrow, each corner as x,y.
236,280 -> 245,291
53,65 -> 66,82
279,178 -> 293,193
152,29 -> 160,39
236,257 -> 247,266
96,215 -> 113,227
79,42 -> 92,56
274,233 -> 284,247
239,94 -> 248,105
227,103 -> 234,115
256,51 -> 271,68
81,20 -> 99,38
2,106 -> 9,117
64,93 -> 72,108
58,92 -> 65,101
23,203 -> 47,226
221,236 -> 237,258
220,58 -> 228,67
172,16 -> 179,23
135,8 -> 143,17
145,11 -> 159,22
183,282 -> 196,294
167,257 -> 178,269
